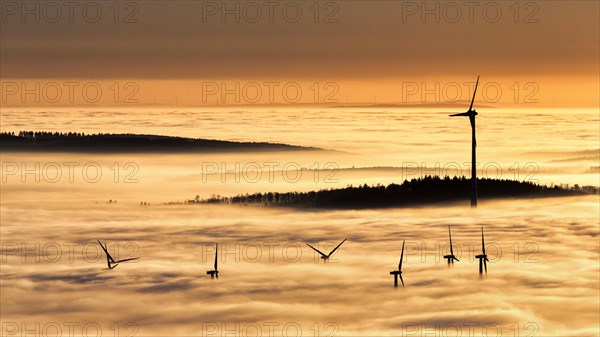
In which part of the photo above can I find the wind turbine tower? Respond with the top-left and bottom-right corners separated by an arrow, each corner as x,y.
450,76 -> 480,207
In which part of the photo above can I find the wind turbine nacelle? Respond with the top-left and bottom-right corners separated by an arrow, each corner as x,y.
390,271 -> 401,275
206,270 -> 218,275
475,254 -> 487,259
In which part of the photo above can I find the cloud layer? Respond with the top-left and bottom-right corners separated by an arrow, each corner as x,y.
1,196 -> 598,336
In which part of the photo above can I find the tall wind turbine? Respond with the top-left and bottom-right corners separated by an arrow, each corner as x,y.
443,225 -> 459,266
389,240 -> 405,288
475,227 -> 489,276
450,76 -> 480,207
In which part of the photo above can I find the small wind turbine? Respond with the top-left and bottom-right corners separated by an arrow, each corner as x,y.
390,240 -> 405,288
443,225 -> 460,266
206,243 -> 219,279
450,76 -> 480,207
97,240 -> 140,269
475,227 -> 489,276
306,238 -> 347,262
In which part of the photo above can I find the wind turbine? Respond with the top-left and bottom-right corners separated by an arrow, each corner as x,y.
443,225 -> 460,265
97,240 -> 140,269
475,227 -> 489,276
390,240 -> 405,288
450,76 -> 480,207
206,243 -> 219,279
306,238 -> 347,262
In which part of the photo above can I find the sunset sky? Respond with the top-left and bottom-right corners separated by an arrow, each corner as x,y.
1,2 -> 599,337
1,1 -> 598,106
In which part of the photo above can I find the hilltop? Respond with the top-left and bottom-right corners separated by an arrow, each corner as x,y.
0,131 -> 322,153
187,176 -> 598,209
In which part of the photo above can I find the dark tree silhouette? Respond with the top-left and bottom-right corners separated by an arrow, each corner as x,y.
0,131 -> 320,153
188,176 -> 597,209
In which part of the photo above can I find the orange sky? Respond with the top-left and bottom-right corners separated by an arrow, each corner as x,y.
1,1 -> 598,106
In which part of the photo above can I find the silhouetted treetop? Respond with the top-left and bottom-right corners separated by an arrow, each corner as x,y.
188,176 -> 597,209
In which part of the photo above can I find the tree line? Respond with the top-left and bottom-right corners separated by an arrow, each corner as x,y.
1,131 -> 88,139
189,176 -> 598,209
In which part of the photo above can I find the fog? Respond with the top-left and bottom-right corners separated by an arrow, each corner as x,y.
1,196 -> 598,336
1,107 -> 598,199
1,106 -> 598,336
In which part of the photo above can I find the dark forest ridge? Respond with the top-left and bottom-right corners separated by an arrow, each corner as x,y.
188,176 -> 598,209
0,131 -> 322,153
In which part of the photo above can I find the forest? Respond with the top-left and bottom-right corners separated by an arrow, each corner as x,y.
189,176 -> 598,209
0,131 -> 320,152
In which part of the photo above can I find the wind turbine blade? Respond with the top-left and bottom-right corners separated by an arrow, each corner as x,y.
306,243 -> 327,257
214,243 -> 218,271
400,275 -> 405,288
448,226 -> 454,255
484,259 -> 488,273
481,227 -> 486,255
116,257 -> 139,263
98,240 -> 107,254
328,238 -> 347,257
454,256 -> 460,262
479,259 -> 483,274
98,240 -> 115,263
449,112 -> 470,117
399,240 -> 405,270
469,76 -> 479,111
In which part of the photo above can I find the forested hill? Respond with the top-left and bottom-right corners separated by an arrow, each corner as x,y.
189,176 -> 598,209
0,131 -> 321,153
